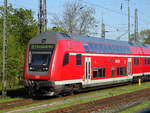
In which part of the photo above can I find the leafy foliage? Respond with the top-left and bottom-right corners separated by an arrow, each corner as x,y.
0,4 -> 38,88
48,27 -> 68,33
140,29 -> 150,44
128,29 -> 150,44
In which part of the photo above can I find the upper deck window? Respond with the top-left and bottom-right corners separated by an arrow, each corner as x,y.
89,43 -> 95,52
95,44 -> 100,53
84,44 -> 89,52
99,44 -> 103,53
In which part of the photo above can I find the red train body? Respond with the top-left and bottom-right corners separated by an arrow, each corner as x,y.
21,32 -> 150,96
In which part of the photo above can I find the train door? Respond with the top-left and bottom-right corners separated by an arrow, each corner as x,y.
128,58 -> 132,76
84,57 -> 91,84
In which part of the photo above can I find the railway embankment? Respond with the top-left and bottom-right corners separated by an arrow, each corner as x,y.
0,81 -> 149,113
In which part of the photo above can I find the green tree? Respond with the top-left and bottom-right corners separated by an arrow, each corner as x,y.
140,29 -> 150,44
48,27 -> 68,33
128,29 -> 150,44
0,4 -> 38,88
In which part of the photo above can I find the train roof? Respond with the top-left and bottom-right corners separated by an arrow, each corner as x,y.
30,32 -> 149,48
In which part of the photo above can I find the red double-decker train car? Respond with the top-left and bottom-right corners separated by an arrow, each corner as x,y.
21,32 -> 150,96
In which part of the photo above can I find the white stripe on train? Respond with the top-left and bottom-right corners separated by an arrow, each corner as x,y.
70,53 -> 150,58
55,52 -> 150,86
54,73 -> 149,86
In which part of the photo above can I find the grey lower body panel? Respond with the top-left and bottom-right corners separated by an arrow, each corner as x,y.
20,80 -> 55,87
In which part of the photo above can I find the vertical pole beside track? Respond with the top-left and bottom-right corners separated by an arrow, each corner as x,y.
38,0 -> 47,33
128,0 -> 130,41
38,0 -> 42,33
2,0 -> 7,98
138,78 -> 141,86
134,8 -> 138,42
101,16 -> 105,39
44,0 -> 47,32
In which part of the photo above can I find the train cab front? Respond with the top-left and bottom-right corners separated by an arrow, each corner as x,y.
20,32 -> 58,96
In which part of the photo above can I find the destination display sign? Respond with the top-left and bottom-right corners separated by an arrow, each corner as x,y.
30,44 -> 55,50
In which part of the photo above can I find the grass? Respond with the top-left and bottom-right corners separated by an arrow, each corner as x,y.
0,97 -> 21,103
120,101 -> 150,113
1,81 -> 149,113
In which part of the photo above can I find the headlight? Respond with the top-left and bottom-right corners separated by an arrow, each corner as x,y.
29,67 -> 33,70
43,67 -> 48,71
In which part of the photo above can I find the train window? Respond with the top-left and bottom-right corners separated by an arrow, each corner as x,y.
104,45 -> 108,53
111,67 -> 115,77
125,48 -> 128,54
113,46 -> 117,53
145,58 -> 150,65
93,68 -> 98,78
111,46 -> 115,53
89,43 -> 95,52
127,48 -> 131,54
120,46 -> 124,54
95,44 -> 100,53
117,67 -> 127,76
116,46 -> 120,53
98,68 -> 106,77
134,57 -> 139,65
124,48 -> 127,54
84,44 -> 89,52
148,58 -> 150,64
147,58 -> 150,64
99,44 -> 104,53
109,45 -> 113,53
144,58 -> 147,64
125,47 -> 131,54
107,45 -> 110,53
76,54 -> 82,65
63,53 -> 69,66
93,67 -> 106,78
118,46 -> 121,54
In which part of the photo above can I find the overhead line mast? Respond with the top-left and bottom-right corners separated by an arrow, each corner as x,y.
127,0 -> 130,41
101,16 -> 105,39
2,0 -> 8,98
134,8 -> 138,42
38,0 -> 47,33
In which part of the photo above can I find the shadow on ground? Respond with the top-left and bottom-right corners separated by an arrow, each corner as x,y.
0,88 -> 29,98
0,88 -> 58,100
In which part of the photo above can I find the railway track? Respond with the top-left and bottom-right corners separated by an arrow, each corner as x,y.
0,84 -> 125,111
46,88 -> 150,113
1,82 -> 150,112
0,99 -> 38,110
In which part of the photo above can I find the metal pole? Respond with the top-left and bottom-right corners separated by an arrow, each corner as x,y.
44,0 -> 47,32
2,0 -> 7,98
128,0 -> 130,41
101,16 -> 105,39
134,8 -> 138,42
38,0 -> 42,33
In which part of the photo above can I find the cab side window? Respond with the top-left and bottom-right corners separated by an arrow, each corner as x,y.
63,53 -> 69,66
76,54 -> 82,65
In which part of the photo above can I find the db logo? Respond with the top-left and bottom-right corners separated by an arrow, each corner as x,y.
35,75 -> 40,79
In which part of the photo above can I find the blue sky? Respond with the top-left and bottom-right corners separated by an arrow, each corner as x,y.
1,0 -> 150,40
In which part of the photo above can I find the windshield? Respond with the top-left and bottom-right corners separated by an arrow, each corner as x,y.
31,53 -> 51,66
28,44 -> 55,72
